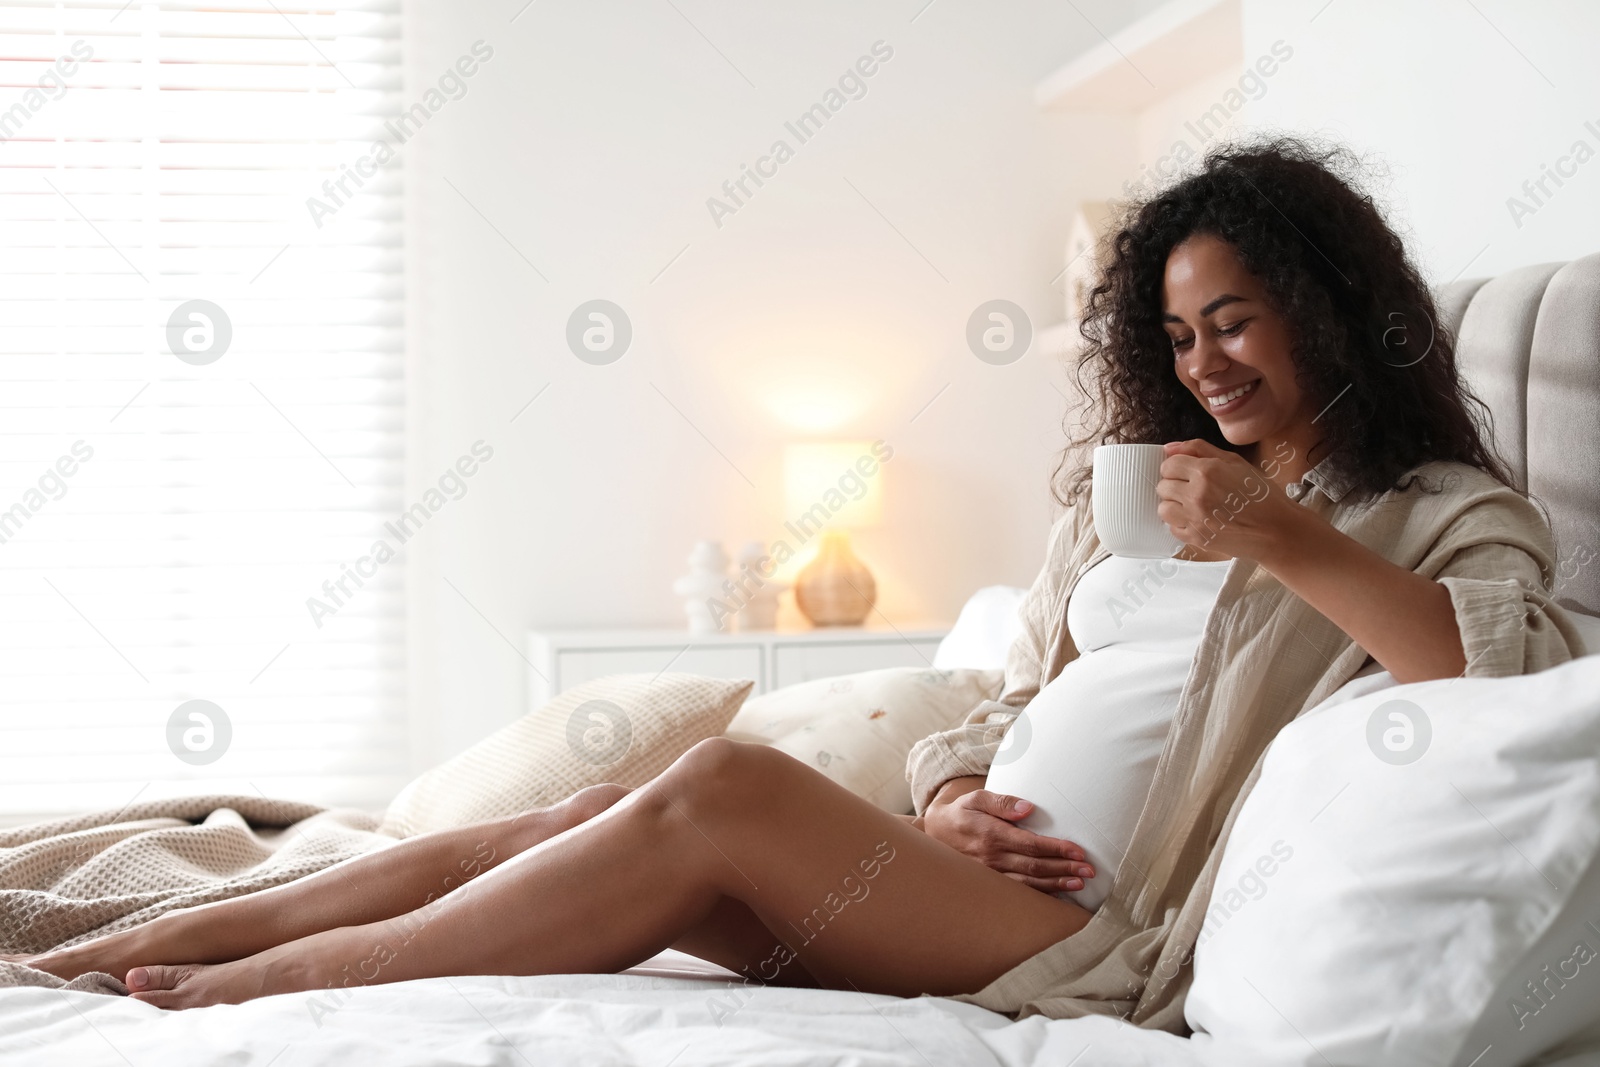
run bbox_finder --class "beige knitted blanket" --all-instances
[0,795,391,995]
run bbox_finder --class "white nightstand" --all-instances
[526,623,950,711]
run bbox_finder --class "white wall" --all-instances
[398,1,1149,761]
[1103,0,1600,286]
[1091,0,1599,283]
[1235,0,1600,282]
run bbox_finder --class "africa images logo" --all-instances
[1365,699,1432,765]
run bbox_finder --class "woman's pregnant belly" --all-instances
[983,647,1193,912]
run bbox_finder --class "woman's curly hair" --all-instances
[1055,136,1511,505]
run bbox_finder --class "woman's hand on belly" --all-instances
[921,776,1096,894]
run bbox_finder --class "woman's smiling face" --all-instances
[1161,233,1319,455]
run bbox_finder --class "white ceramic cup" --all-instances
[1091,443,1183,559]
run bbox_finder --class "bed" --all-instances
[2,254,1599,1066]
[0,970,1212,1066]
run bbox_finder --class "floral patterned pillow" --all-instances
[725,667,1004,813]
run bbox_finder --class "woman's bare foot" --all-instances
[124,962,249,1009]
[9,929,149,982]
[125,944,308,1009]
[125,962,241,1009]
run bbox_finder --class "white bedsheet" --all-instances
[0,952,1209,1067]
[4,956,1599,1065]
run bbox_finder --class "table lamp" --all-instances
[783,441,883,626]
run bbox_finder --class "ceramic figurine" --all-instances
[672,540,730,633]
[731,540,786,630]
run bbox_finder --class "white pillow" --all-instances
[932,585,1026,671]
[725,667,1003,813]
[1187,656,1600,1067]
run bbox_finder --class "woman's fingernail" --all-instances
[127,968,147,990]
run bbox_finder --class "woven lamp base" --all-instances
[794,530,876,626]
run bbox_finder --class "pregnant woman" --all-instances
[18,138,1581,1024]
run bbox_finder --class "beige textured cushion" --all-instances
[725,667,1004,814]
[379,673,753,838]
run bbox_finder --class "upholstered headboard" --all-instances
[1438,252,1600,616]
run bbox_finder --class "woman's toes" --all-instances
[1,951,50,966]
[126,964,212,1010]
[125,964,191,994]
[7,952,75,978]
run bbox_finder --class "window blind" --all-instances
[0,0,406,817]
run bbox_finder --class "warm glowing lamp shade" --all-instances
[783,442,884,626]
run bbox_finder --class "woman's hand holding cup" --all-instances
[1156,439,1304,561]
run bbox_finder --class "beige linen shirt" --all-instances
[905,458,1583,1030]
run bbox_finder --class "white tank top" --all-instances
[983,554,1231,911]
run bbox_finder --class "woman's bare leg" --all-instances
[125,740,1088,1008]
[24,783,631,981]
[666,896,821,987]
